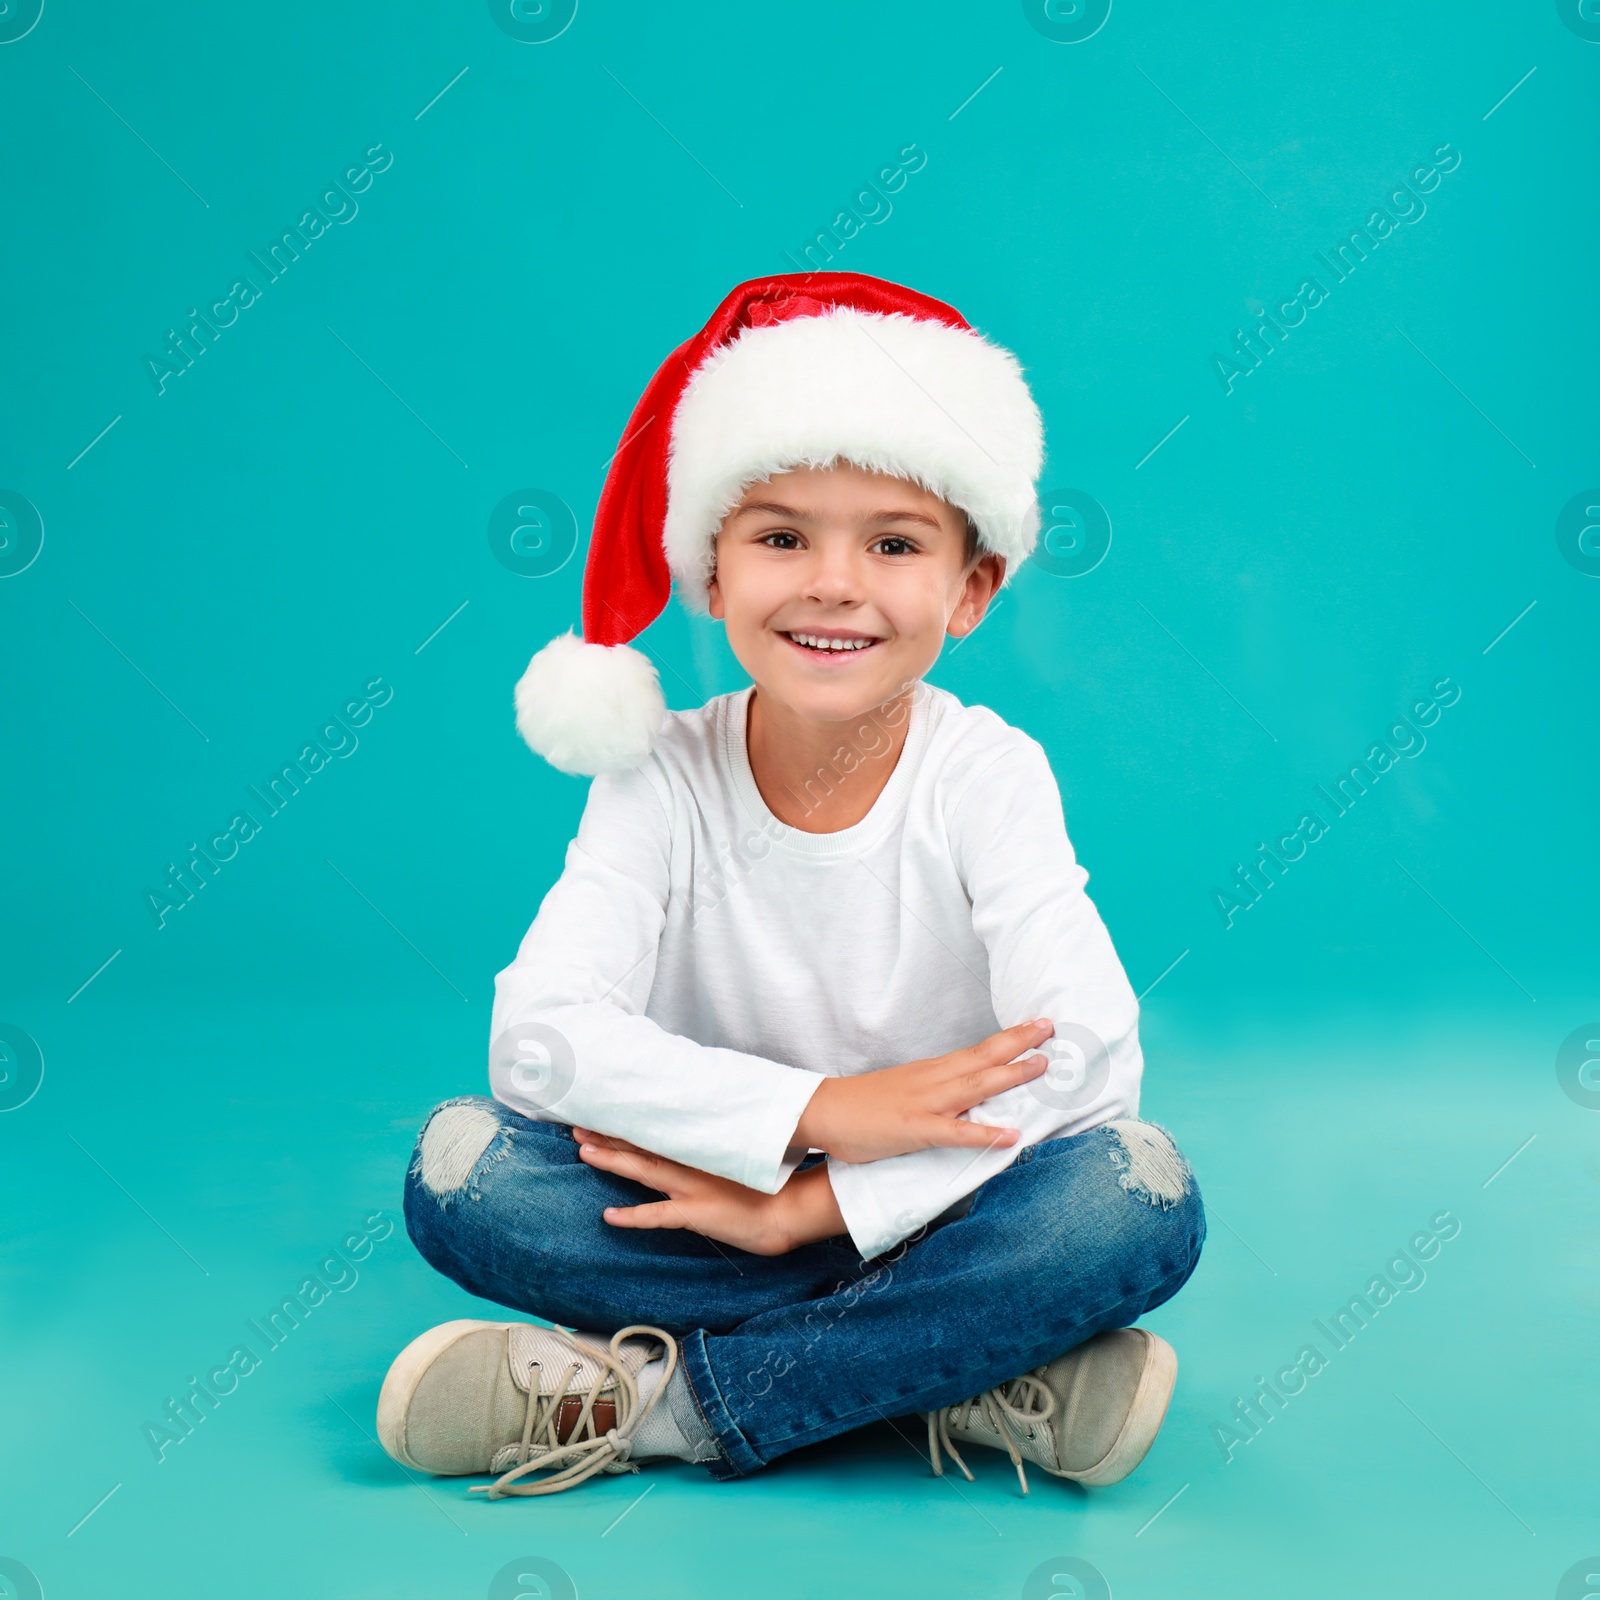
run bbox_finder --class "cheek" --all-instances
[884,570,962,637]
[748,572,804,634]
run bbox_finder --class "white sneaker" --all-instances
[927,1328,1178,1494]
[376,1319,678,1498]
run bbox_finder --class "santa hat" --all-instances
[515,271,1045,776]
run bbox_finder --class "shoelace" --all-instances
[467,1323,679,1500]
[926,1368,1057,1495]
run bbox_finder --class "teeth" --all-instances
[788,632,874,652]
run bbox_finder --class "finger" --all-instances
[955,1049,1050,1104]
[918,1116,1021,1151]
[578,1140,684,1189]
[601,1200,689,1231]
[578,1139,655,1176]
[572,1127,646,1156]
[965,1018,1055,1066]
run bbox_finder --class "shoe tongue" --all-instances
[948,1384,1061,1472]
[977,1406,1059,1471]
[504,1326,656,1396]
[1013,1423,1059,1472]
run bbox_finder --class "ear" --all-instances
[705,527,726,619]
[947,552,1007,639]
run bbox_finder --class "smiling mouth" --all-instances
[780,631,885,658]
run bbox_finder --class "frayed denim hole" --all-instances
[1106,1119,1193,1211]
[414,1104,511,1210]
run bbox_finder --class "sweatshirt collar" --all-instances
[722,680,933,860]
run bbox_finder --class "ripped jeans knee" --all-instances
[1104,1118,1197,1211]
[409,1095,511,1209]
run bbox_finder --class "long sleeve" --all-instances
[825,734,1142,1258]
[489,765,825,1194]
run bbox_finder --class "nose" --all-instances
[800,539,866,608]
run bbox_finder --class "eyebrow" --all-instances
[731,501,944,530]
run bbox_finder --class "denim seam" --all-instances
[677,1344,730,1469]
[680,1328,765,1479]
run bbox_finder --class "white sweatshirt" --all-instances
[489,678,1143,1260]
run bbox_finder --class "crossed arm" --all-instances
[573,1017,1055,1256]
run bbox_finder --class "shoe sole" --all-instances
[1063,1329,1178,1487]
[376,1318,517,1472]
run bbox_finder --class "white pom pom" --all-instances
[514,630,667,776]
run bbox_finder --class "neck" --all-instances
[745,683,916,834]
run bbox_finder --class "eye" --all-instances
[873,536,918,557]
[758,529,802,550]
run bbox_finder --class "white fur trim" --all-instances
[514,630,667,776]
[663,306,1044,612]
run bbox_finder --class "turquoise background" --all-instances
[2,2,1596,1596]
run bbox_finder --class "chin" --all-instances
[777,671,902,722]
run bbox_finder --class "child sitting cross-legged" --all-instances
[376,273,1206,1500]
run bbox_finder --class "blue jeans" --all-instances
[402,1095,1206,1481]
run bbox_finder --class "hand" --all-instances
[573,1129,846,1256]
[790,1018,1055,1165]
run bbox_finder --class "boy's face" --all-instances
[705,462,1006,723]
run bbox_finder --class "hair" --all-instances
[962,512,982,570]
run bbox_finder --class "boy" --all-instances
[376,273,1205,1500]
